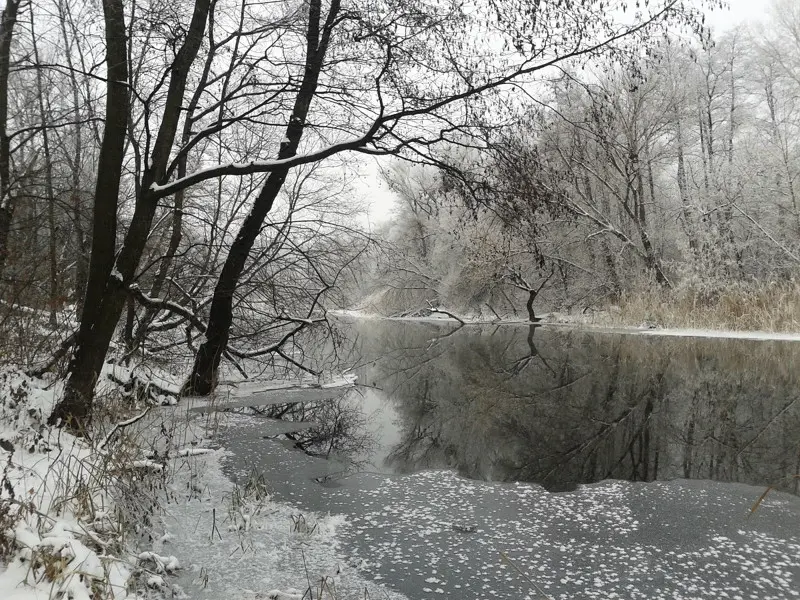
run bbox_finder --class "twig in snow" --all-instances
[99,406,151,450]
[210,507,222,541]
[500,551,554,600]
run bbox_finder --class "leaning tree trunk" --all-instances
[634,219,670,287]
[526,290,539,323]
[183,171,288,395]
[184,0,341,396]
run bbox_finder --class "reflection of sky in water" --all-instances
[357,387,404,473]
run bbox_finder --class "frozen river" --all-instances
[214,320,800,599]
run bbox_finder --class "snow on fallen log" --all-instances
[132,459,165,472]
[175,447,214,457]
[429,307,465,324]
[267,589,304,600]
[101,361,181,405]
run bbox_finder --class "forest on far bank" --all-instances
[361,2,800,331]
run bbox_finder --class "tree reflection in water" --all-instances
[236,391,378,473]
[343,319,800,494]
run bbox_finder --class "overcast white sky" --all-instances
[703,0,770,31]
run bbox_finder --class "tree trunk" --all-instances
[525,289,540,323]
[675,115,697,251]
[123,295,135,359]
[0,0,20,276]
[184,169,289,395]
[30,11,59,325]
[697,100,709,197]
[722,53,743,276]
[0,207,10,280]
[49,0,130,428]
[58,0,89,310]
[727,48,736,168]
[72,193,88,312]
[580,148,620,295]
[639,228,669,287]
[51,0,212,428]
[185,0,341,395]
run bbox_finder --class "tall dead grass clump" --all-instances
[601,279,800,331]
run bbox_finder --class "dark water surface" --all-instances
[343,320,800,493]
[216,320,800,599]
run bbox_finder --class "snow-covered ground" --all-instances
[0,369,132,600]
[158,449,407,600]
[0,366,385,600]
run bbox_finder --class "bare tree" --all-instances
[29,0,711,426]
[49,0,135,425]
[184,0,708,394]
[0,0,22,274]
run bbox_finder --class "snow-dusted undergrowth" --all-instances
[0,361,189,600]
[0,365,393,600]
[158,447,407,600]
[0,369,134,600]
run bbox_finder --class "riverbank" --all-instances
[3,322,800,599]
[159,445,406,600]
[0,367,389,600]
[0,369,135,600]
[349,278,800,339]
[333,309,800,342]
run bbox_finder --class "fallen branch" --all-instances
[26,330,77,377]
[427,304,465,325]
[732,203,800,264]
[485,303,502,322]
[99,406,151,450]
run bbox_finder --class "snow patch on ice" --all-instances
[160,449,406,600]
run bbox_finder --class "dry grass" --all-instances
[0,380,195,598]
[598,280,800,332]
